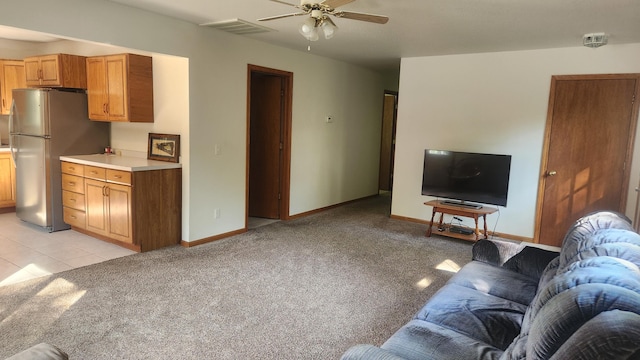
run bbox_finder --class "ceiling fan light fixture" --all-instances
[299,17,320,41]
[320,19,337,39]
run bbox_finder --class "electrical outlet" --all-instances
[213,208,220,219]
[214,144,221,155]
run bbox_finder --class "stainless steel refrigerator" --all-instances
[9,88,110,232]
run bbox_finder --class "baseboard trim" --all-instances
[389,214,533,242]
[0,206,15,214]
[181,228,247,248]
[72,226,142,252]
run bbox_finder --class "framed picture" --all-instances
[148,133,180,163]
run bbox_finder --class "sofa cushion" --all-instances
[446,261,539,305]
[414,284,527,350]
[559,229,640,270]
[545,310,640,360]
[381,319,503,360]
[559,211,632,263]
[527,284,640,359]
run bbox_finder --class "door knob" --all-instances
[547,170,557,177]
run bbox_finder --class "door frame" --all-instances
[378,90,398,192]
[534,73,640,242]
[246,64,293,226]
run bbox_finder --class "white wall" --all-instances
[1,0,385,242]
[393,44,640,239]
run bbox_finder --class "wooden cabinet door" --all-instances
[85,178,108,236]
[107,183,132,243]
[105,55,128,122]
[24,57,42,86]
[0,153,16,207]
[0,60,26,114]
[86,57,109,121]
[39,55,62,86]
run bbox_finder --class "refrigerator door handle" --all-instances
[9,99,16,166]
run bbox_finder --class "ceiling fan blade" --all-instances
[258,12,307,21]
[324,16,338,27]
[321,0,355,9]
[335,11,389,24]
[269,0,300,8]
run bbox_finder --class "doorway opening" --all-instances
[379,90,398,194]
[246,65,293,229]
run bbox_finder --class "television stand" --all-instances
[440,200,483,209]
[424,200,498,242]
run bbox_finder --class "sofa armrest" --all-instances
[341,345,407,360]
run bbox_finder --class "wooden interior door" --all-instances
[248,72,284,219]
[536,75,640,247]
[379,92,398,191]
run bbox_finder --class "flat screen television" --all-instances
[421,149,512,207]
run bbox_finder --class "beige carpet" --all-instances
[0,195,473,359]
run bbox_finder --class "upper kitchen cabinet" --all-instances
[0,59,26,115]
[24,54,87,89]
[86,54,154,122]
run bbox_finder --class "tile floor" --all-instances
[0,212,136,287]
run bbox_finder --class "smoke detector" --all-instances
[583,33,608,48]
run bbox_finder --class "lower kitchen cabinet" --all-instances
[61,160,181,252]
[0,152,16,210]
[85,178,133,244]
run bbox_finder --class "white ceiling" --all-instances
[3,0,640,71]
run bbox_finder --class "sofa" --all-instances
[5,343,68,360]
[341,211,640,359]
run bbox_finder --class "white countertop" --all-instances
[0,147,9,153]
[60,154,182,172]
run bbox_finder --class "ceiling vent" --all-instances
[583,33,608,48]
[200,19,274,35]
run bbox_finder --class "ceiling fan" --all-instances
[259,0,389,42]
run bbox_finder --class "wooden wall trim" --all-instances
[181,228,247,248]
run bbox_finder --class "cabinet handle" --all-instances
[69,199,76,202]
[2,99,4,108]
[68,182,76,186]
[114,175,122,179]
[69,167,75,171]
[70,215,77,219]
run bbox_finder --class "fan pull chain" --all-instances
[307,39,312,51]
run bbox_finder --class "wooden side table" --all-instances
[425,200,498,242]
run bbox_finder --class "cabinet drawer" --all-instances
[106,169,131,185]
[62,190,85,211]
[61,161,83,176]
[63,207,86,229]
[61,174,84,194]
[85,165,106,180]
